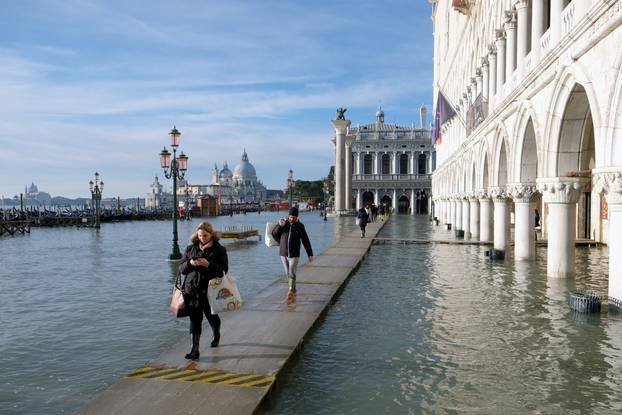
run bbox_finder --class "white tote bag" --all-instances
[207,275,243,314]
[264,222,279,247]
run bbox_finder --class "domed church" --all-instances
[211,150,267,202]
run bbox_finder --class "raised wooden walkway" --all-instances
[75,219,388,415]
[373,237,603,247]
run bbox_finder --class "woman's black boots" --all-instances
[211,322,221,348]
[185,333,201,360]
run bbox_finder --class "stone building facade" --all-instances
[429,0,622,305]
[332,108,433,215]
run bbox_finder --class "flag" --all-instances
[433,91,456,145]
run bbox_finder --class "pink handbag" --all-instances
[170,274,188,318]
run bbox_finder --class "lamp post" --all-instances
[159,126,189,261]
[89,172,104,229]
[287,169,294,209]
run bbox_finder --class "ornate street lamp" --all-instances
[287,169,294,209]
[159,126,189,261]
[89,172,104,229]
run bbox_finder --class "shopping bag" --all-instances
[207,274,243,314]
[170,274,188,318]
[264,222,279,247]
[355,218,361,226]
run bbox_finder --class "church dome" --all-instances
[219,162,233,179]
[233,150,257,180]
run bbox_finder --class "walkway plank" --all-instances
[75,219,388,415]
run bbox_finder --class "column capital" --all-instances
[508,183,538,203]
[593,168,622,205]
[489,186,509,201]
[475,68,482,77]
[488,44,497,55]
[331,119,351,134]
[504,10,517,29]
[495,29,506,42]
[476,189,490,201]
[513,0,529,10]
[536,177,588,204]
[481,56,489,67]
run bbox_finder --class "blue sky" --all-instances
[0,0,433,198]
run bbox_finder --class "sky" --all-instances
[0,0,434,198]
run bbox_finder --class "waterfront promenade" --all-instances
[74,219,388,414]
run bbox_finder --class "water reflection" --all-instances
[264,215,622,414]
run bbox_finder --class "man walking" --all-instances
[272,206,314,299]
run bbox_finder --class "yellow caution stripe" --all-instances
[126,366,274,388]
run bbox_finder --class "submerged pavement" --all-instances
[75,219,388,415]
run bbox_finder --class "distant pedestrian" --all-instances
[272,206,314,300]
[371,204,378,222]
[357,207,369,238]
[178,222,228,360]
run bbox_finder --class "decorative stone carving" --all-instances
[495,29,506,41]
[593,169,622,205]
[489,186,509,201]
[476,189,490,200]
[508,183,538,203]
[488,44,496,55]
[536,177,588,204]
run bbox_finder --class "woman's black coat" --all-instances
[178,240,228,307]
[271,220,314,258]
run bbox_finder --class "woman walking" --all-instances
[272,206,314,299]
[178,222,228,360]
[357,206,369,238]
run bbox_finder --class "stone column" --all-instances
[594,170,622,305]
[374,190,380,206]
[411,189,416,215]
[390,153,396,175]
[504,10,517,82]
[481,58,489,102]
[531,0,544,59]
[537,178,588,277]
[550,0,564,45]
[469,196,480,240]
[455,196,463,231]
[332,118,350,213]
[392,189,397,213]
[356,189,362,211]
[475,70,483,98]
[462,197,471,237]
[488,45,497,107]
[515,0,529,75]
[491,186,511,254]
[509,183,538,260]
[376,153,382,175]
[495,30,506,90]
[479,191,493,242]
[345,144,352,211]
[409,152,414,174]
[450,199,456,228]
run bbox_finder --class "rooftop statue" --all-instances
[336,107,347,120]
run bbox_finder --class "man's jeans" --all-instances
[280,256,300,293]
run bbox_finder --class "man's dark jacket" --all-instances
[272,220,314,258]
[178,240,228,307]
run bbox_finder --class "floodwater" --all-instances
[263,215,622,415]
[0,211,348,415]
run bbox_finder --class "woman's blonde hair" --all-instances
[189,221,221,244]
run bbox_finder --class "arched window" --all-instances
[418,154,427,174]
[399,154,409,174]
[364,154,373,174]
[382,154,391,174]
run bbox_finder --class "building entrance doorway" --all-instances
[398,196,410,214]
